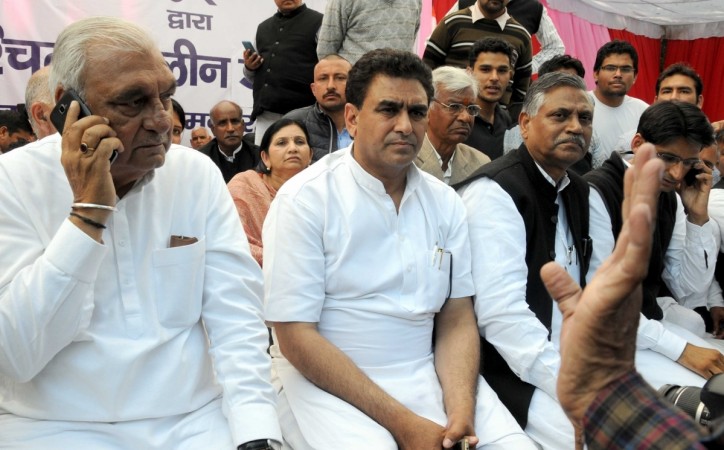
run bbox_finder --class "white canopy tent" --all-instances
[548,0,724,39]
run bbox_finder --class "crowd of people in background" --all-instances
[2,0,724,449]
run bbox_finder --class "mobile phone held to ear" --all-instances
[51,90,118,164]
[242,40,257,54]
[684,167,703,186]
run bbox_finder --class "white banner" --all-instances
[0,0,329,145]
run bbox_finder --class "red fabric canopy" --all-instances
[430,0,723,121]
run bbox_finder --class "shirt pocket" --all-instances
[152,237,206,328]
[415,249,452,313]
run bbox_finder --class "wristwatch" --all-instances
[237,439,277,450]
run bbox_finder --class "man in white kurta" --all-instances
[263,48,534,450]
[586,102,724,384]
[0,17,280,450]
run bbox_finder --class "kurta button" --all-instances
[551,215,558,224]
[549,250,556,259]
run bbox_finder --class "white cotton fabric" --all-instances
[0,134,280,446]
[263,147,535,449]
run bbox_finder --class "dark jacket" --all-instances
[284,103,340,162]
[585,152,677,320]
[252,4,322,119]
[459,145,591,428]
[199,135,260,183]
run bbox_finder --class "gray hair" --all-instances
[25,65,53,107]
[49,17,158,100]
[522,72,591,118]
[25,65,53,130]
[432,66,478,100]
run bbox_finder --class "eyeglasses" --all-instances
[433,99,481,117]
[656,152,701,169]
[600,65,635,74]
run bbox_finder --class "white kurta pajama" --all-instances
[0,135,281,448]
[460,169,609,450]
[590,186,722,389]
[263,147,535,450]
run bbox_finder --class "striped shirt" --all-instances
[423,7,532,110]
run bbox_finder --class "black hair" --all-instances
[259,118,310,153]
[257,118,311,173]
[0,109,33,135]
[655,63,703,98]
[345,48,433,109]
[593,40,639,74]
[468,37,514,68]
[539,54,585,78]
[171,99,185,127]
[637,100,714,149]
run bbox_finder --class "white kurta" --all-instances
[589,176,720,389]
[0,135,280,446]
[461,166,608,450]
[263,147,535,449]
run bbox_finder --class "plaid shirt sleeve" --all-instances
[583,370,707,450]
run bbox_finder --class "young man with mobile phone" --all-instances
[586,101,724,389]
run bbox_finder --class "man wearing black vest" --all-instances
[243,0,322,145]
[586,101,724,398]
[460,72,597,449]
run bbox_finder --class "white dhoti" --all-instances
[525,389,573,450]
[0,397,233,450]
[273,355,536,450]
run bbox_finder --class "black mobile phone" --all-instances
[242,40,257,54]
[50,90,118,164]
[684,167,703,186]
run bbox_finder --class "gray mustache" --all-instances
[554,136,586,148]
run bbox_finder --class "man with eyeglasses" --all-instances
[590,40,649,155]
[423,0,532,122]
[586,101,724,394]
[415,66,491,186]
[464,37,514,160]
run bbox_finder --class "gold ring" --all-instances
[79,142,94,153]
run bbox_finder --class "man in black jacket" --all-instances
[243,0,322,145]
[199,101,260,183]
[283,55,352,162]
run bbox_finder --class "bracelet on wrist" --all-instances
[72,202,117,212]
[69,211,107,229]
